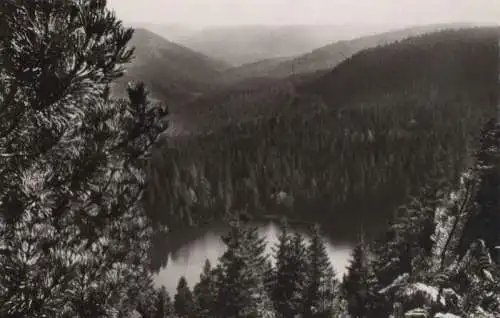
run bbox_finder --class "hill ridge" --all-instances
[111,28,229,108]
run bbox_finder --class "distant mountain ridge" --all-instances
[127,22,200,43]
[300,27,499,108]
[217,23,486,83]
[166,27,499,135]
[173,24,394,66]
[268,23,483,77]
[111,28,229,108]
[112,23,497,128]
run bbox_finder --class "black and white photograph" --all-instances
[1,0,499,317]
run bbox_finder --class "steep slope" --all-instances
[175,24,387,66]
[111,28,229,108]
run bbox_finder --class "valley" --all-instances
[135,25,500,295]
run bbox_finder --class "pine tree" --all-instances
[303,224,339,317]
[0,1,167,316]
[193,259,217,317]
[272,219,308,317]
[214,218,275,317]
[342,232,371,318]
[154,286,174,318]
[174,276,195,318]
[289,232,310,314]
[272,218,293,316]
[146,286,174,318]
[136,280,166,318]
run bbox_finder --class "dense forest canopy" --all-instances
[147,27,499,248]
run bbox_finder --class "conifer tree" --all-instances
[303,224,338,317]
[272,218,293,316]
[193,259,217,317]
[0,0,167,316]
[342,232,372,318]
[214,217,274,317]
[174,276,195,318]
[272,219,308,317]
[154,286,174,318]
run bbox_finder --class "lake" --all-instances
[153,221,354,294]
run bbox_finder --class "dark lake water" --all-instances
[152,221,354,294]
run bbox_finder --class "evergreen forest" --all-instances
[1,1,500,317]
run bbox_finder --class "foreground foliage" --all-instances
[0,0,168,316]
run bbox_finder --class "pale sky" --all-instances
[108,0,500,28]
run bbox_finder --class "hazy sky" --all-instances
[108,0,499,28]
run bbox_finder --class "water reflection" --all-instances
[153,222,353,294]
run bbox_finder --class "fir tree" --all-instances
[214,218,274,317]
[342,232,371,318]
[272,218,293,316]
[174,276,195,318]
[193,259,217,317]
[272,219,308,317]
[154,286,174,318]
[303,224,338,317]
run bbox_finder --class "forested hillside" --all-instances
[161,122,500,317]
[149,98,496,252]
[217,57,292,85]
[214,23,477,84]
[147,28,499,242]
[169,28,499,135]
[302,28,499,109]
[168,73,318,135]
[112,28,228,108]
[265,23,478,79]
